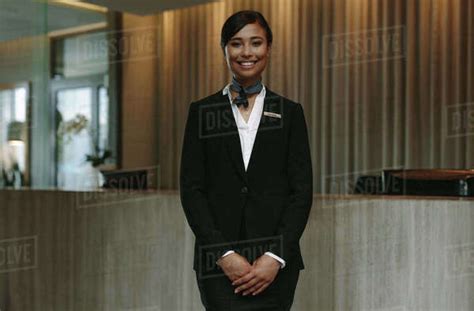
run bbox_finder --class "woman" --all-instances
[180,10,313,311]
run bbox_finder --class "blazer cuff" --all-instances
[264,251,286,269]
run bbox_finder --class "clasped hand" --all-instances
[216,252,280,296]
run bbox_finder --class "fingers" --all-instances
[251,282,270,296]
[230,256,279,296]
[234,273,258,294]
[243,280,266,296]
[234,273,275,295]
[235,267,278,296]
[232,270,255,286]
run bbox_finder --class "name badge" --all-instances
[263,111,281,119]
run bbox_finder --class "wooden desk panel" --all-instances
[0,190,472,310]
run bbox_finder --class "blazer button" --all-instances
[241,186,248,194]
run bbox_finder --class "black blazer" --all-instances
[180,87,313,274]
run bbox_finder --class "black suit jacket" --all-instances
[180,87,313,275]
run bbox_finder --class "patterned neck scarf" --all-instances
[229,76,263,108]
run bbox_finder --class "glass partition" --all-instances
[0,83,30,187]
[0,0,110,189]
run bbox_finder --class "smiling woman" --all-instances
[180,10,313,311]
[220,12,272,89]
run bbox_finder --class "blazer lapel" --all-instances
[219,93,247,183]
[226,121,247,183]
[223,87,284,182]
[246,88,284,175]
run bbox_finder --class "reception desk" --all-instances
[0,189,473,311]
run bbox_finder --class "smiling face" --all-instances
[224,22,271,87]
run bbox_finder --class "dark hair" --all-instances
[220,10,273,54]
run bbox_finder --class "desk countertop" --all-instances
[1,187,474,202]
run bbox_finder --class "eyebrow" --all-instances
[230,36,264,41]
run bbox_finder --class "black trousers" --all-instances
[195,264,300,311]
[195,215,300,311]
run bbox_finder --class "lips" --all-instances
[237,60,258,68]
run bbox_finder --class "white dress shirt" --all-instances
[217,84,286,269]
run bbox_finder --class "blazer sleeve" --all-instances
[180,101,227,247]
[274,103,313,262]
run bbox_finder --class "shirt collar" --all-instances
[224,83,266,130]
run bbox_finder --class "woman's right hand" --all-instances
[216,252,252,282]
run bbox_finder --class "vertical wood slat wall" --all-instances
[156,0,474,193]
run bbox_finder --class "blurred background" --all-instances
[0,1,473,311]
[0,0,473,193]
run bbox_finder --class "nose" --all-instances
[241,43,253,58]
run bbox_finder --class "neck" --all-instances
[233,76,261,88]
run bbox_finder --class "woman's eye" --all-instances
[231,42,241,47]
[252,41,263,46]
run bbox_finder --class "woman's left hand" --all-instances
[232,254,280,296]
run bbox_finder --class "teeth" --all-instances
[240,62,255,66]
